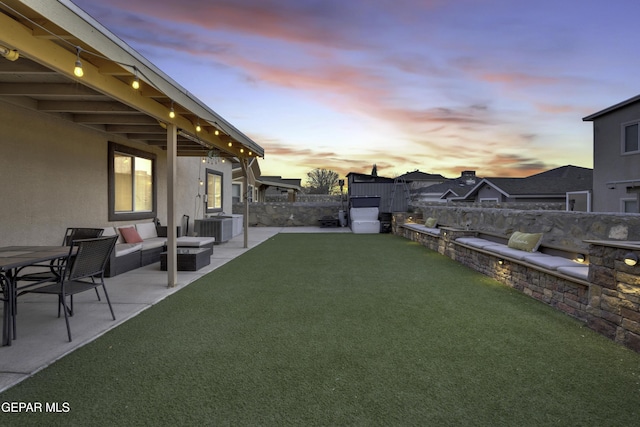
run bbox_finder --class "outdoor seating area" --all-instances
[102,222,216,277]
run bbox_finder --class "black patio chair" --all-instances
[16,227,104,287]
[25,235,118,342]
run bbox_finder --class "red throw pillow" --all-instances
[119,227,143,243]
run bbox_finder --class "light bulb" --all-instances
[74,60,83,77]
[169,105,175,119]
[73,47,83,77]
[196,122,201,132]
[214,129,220,136]
[240,148,244,153]
[132,75,140,90]
[228,141,232,147]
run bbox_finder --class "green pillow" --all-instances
[424,217,438,228]
[508,231,543,252]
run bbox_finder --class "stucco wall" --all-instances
[0,99,228,245]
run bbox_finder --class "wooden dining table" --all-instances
[0,246,72,346]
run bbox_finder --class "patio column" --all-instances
[166,123,178,287]
[240,157,249,249]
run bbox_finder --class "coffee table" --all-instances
[160,248,210,271]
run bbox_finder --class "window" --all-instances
[206,169,223,213]
[622,198,638,213]
[108,142,156,221]
[623,122,640,153]
[232,183,241,204]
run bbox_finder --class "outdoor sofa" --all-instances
[102,222,215,277]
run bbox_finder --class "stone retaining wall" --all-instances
[233,202,344,227]
[408,205,640,250]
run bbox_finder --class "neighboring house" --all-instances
[450,166,592,210]
[414,171,480,203]
[583,94,640,213]
[232,157,261,203]
[0,1,263,282]
[259,176,303,202]
[397,170,446,191]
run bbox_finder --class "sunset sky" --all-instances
[71,0,640,182]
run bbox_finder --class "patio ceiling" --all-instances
[0,0,264,159]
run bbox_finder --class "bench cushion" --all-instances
[523,254,578,270]
[489,245,547,261]
[557,265,589,280]
[456,237,499,249]
[404,224,440,236]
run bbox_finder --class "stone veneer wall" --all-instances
[233,202,344,227]
[587,243,640,351]
[409,205,640,250]
[393,212,640,353]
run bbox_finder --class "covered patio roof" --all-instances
[0,0,264,286]
[0,0,263,159]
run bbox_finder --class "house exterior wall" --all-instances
[590,101,640,212]
[476,185,503,202]
[0,99,229,245]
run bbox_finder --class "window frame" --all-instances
[205,168,223,214]
[108,142,157,222]
[621,120,640,155]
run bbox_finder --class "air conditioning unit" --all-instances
[194,218,233,243]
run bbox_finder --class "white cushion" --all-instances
[102,227,123,244]
[115,243,142,257]
[141,237,166,250]
[136,222,158,240]
[177,236,216,247]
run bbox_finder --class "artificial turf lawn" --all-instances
[2,233,640,426]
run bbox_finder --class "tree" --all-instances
[306,168,340,194]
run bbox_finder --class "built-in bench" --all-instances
[455,233,589,282]
[395,220,591,322]
[399,222,443,253]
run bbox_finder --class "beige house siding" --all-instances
[0,99,230,245]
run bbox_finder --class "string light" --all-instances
[73,46,83,77]
[4,3,264,158]
[240,148,244,154]
[132,67,140,90]
[196,120,201,132]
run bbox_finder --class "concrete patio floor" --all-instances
[0,226,352,393]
